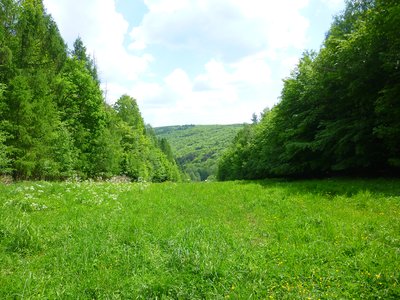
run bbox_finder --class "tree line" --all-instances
[218,0,399,180]
[0,0,181,181]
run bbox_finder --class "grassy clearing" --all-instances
[0,179,399,299]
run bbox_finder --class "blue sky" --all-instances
[43,0,345,127]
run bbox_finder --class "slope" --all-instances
[154,124,243,181]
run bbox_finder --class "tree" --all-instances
[158,138,175,163]
[0,1,182,181]
[218,0,400,180]
[0,84,11,174]
[0,0,71,179]
[114,95,145,132]
[55,45,106,177]
[113,94,181,181]
[372,0,400,169]
[71,37,99,83]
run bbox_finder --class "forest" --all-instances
[155,124,243,181]
[218,0,400,180]
[1,0,399,183]
[0,0,181,182]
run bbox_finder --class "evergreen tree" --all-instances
[0,84,11,174]
[0,0,182,182]
[2,0,68,179]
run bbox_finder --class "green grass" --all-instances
[0,179,399,299]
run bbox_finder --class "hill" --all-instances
[154,124,244,180]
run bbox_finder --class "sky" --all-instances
[43,0,345,127]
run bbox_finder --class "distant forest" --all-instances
[155,124,243,181]
[0,0,181,181]
[218,0,400,180]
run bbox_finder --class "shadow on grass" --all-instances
[237,177,400,198]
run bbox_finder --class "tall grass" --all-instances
[0,179,399,298]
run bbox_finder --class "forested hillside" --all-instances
[0,0,181,181]
[155,124,243,181]
[218,0,400,180]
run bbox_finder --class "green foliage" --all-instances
[0,1,181,182]
[0,1,67,179]
[0,131,11,175]
[155,124,243,181]
[0,84,11,174]
[55,55,107,177]
[217,124,258,180]
[0,179,399,298]
[72,37,99,82]
[219,0,400,180]
[372,0,400,167]
[114,94,145,132]
[158,138,175,163]
[112,95,182,182]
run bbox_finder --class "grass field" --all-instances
[0,179,399,299]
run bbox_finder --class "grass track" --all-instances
[0,179,399,299]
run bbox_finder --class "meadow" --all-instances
[0,179,399,299]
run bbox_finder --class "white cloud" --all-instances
[130,0,310,60]
[43,0,342,126]
[135,53,274,126]
[164,68,192,96]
